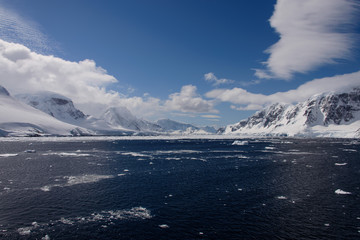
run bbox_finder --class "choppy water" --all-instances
[0,138,359,239]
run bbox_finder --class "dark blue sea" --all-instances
[0,137,359,240]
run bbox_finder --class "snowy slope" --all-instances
[101,107,163,133]
[16,92,135,135]
[16,92,86,124]
[224,88,360,138]
[0,86,92,136]
[156,119,217,135]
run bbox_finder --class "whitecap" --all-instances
[276,196,287,200]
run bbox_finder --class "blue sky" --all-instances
[0,0,359,127]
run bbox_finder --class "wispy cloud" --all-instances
[0,4,53,54]
[255,0,359,80]
[204,72,234,86]
[206,70,360,110]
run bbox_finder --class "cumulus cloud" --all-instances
[207,70,360,110]
[0,39,165,117]
[0,4,53,54]
[255,0,359,80]
[204,72,234,86]
[165,85,218,113]
[0,39,218,119]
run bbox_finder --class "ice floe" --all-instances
[16,207,151,237]
[0,153,18,157]
[232,140,249,146]
[40,174,114,191]
[159,224,169,229]
[42,152,91,157]
[335,163,347,166]
[335,189,352,195]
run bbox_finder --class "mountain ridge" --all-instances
[224,87,360,138]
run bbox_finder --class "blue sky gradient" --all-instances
[0,0,359,126]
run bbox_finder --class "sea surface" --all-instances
[0,137,359,240]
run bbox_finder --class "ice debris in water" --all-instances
[232,140,248,146]
[24,149,36,153]
[40,174,114,191]
[17,207,151,237]
[159,224,169,229]
[335,189,352,195]
[276,196,287,200]
[42,235,50,240]
[0,153,18,157]
[335,163,347,166]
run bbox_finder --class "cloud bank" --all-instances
[0,39,216,118]
[255,0,359,80]
[207,70,360,110]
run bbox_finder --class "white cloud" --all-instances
[0,4,53,54]
[207,70,360,110]
[165,85,218,113]
[0,39,165,118]
[256,0,359,80]
[0,39,218,119]
[204,72,234,86]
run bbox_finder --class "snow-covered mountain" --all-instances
[101,107,163,133]
[16,92,136,135]
[224,88,360,138]
[0,86,91,136]
[156,119,217,135]
[16,92,87,124]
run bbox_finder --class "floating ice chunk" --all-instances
[42,152,91,157]
[159,224,169,229]
[17,227,32,235]
[324,223,330,227]
[117,173,126,176]
[123,169,129,172]
[276,196,287,200]
[65,174,114,186]
[0,153,18,157]
[41,235,50,240]
[120,152,149,157]
[335,163,347,166]
[265,146,275,150]
[335,189,352,195]
[40,174,114,191]
[232,140,248,146]
[24,149,36,153]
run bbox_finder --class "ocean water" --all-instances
[0,137,359,239]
